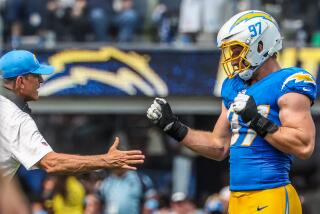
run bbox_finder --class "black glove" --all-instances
[233,94,279,137]
[147,98,188,141]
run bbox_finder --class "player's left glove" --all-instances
[232,93,279,137]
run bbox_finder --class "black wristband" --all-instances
[165,121,189,142]
[250,114,279,137]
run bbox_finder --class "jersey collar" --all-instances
[1,87,32,114]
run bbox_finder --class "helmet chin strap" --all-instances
[239,69,254,81]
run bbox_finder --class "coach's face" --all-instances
[15,74,44,101]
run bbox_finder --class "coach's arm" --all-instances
[37,137,145,173]
[265,93,315,159]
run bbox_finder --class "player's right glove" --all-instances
[146,98,188,142]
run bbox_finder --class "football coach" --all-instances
[0,50,144,178]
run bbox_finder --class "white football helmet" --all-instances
[217,10,283,80]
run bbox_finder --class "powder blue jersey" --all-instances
[221,67,317,191]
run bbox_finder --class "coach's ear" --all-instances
[15,76,25,89]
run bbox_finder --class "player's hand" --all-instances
[105,137,145,170]
[232,93,279,137]
[146,98,188,141]
[232,93,258,123]
[146,98,177,131]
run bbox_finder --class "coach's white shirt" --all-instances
[0,95,53,177]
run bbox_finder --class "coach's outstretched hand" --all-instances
[105,137,145,170]
[147,98,188,142]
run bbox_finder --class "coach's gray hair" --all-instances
[1,77,17,91]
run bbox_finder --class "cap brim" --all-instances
[31,64,55,75]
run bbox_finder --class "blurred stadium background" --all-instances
[1,0,320,213]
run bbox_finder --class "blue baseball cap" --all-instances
[0,50,54,79]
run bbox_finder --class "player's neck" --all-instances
[250,58,281,84]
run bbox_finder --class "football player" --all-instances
[147,10,317,214]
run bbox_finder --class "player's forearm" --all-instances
[181,128,229,161]
[265,126,315,159]
[39,152,110,173]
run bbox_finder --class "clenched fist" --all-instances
[147,98,188,141]
[232,93,258,123]
[232,93,278,137]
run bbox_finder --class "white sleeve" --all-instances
[10,112,53,170]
